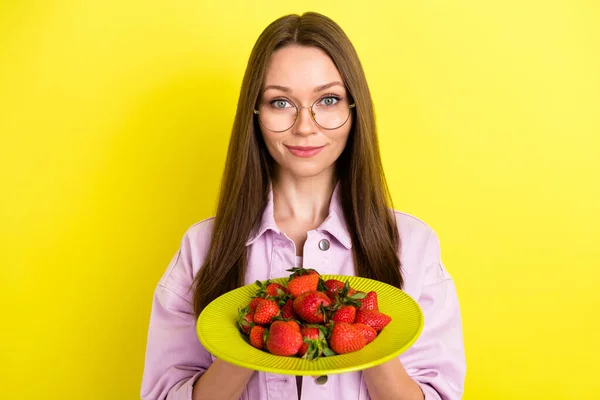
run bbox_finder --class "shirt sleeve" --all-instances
[398,229,466,400]
[140,223,215,400]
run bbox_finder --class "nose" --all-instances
[293,106,317,136]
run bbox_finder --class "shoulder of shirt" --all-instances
[391,209,445,270]
[178,216,217,250]
[391,209,453,284]
[157,216,216,303]
[184,216,216,238]
[180,216,217,260]
[391,209,438,240]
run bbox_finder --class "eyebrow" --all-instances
[262,81,345,93]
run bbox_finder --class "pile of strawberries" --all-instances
[236,268,392,359]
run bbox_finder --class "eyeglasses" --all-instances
[254,96,355,132]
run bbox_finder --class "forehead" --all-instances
[263,45,344,89]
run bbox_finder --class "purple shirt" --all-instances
[141,188,466,399]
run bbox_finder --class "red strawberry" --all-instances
[281,298,297,320]
[236,306,254,334]
[355,310,392,332]
[357,291,379,311]
[266,320,303,356]
[298,325,335,359]
[298,326,319,357]
[324,282,364,322]
[266,282,287,297]
[286,268,320,298]
[254,280,288,299]
[331,305,356,323]
[249,325,267,349]
[253,299,280,325]
[293,290,332,323]
[329,322,366,354]
[323,279,345,299]
[287,320,301,332]
[324,280,365,304]
[248,297,264,312]
[353,323,378,344]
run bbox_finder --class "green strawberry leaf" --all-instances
[319,304,329,323]
[317,278,328,292]
[317,325,329,338]
[322,346,336,357]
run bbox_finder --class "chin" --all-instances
[285,163,333,179]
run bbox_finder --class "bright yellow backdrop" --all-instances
[1,1,599,399]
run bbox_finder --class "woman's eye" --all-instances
[319,96,340,106]
[271,99,291,109]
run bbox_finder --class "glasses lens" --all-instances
[257,102,297,132]
[313,97,352,130]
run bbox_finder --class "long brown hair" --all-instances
[192,12,402,317]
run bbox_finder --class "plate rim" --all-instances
[196,274,424,375]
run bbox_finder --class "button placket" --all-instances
[303,232,331,275]
[301,371,331,400]
[266,373,296,400]
[270,234,296,279]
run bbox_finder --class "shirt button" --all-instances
[318,239,330,251]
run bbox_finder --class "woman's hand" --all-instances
[362,358,424,400]
[192,358,254,400]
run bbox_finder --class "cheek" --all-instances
[261,132,274,150]
[329,127,352,154]
[261,131,285,160]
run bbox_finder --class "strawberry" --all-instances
[329,322,366,354]
[266,282,288,297]
[286,268,320,298]
[357,291,378,311]
[353,323,378,344]
[355,310,392,332]
[253,299,280,325]
[281,298,297,320]
[330,305,356,323]
[248,297,264,312]
[287,319,301,332]
[298,325,335,360]
[297,326,319,357]
[254,279,288,299]
[266,320,303,356]
[322,279,345,299]
[325,280,365,303]
[324,282,364,322]
[236,306,254,334]
[249,325,267,349]
[293,290,332,323]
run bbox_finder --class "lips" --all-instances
[285,145,326,158]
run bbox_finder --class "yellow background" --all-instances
[1,1,599,399]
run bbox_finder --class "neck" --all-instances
[272,169,336,226]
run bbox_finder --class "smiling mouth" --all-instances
[285,145,326,158]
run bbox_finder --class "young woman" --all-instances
[141,12,465,400]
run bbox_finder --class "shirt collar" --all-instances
[245,182,352,249]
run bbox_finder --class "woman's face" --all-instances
[258,45,353,180]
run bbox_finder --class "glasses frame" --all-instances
[253,98,356,133]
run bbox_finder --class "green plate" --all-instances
[196,275,424,376]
